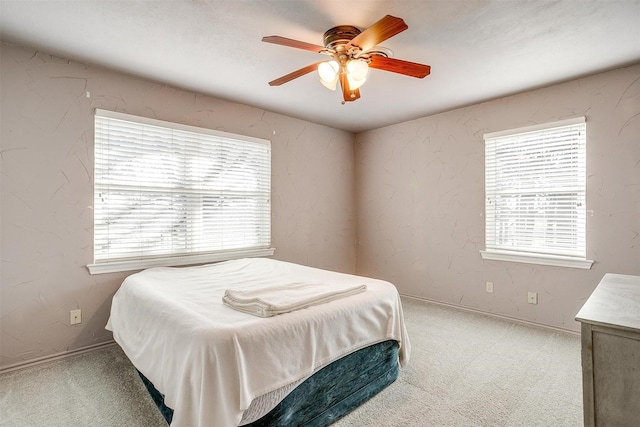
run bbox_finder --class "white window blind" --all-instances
[88,109,273,274]
[482,117,592,269]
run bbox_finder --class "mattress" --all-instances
[106,258,410,426]
[139,340,400,426]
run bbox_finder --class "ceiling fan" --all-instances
[262,15,431,103]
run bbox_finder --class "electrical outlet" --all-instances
[70,309,82,325]
[486,281,494,293]
[527,292,538,305]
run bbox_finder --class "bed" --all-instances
[106,258,410,426]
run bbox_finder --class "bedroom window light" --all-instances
[480,117,593,269]
[87,109,274,275]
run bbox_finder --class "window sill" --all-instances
[480,250,593,269]
[87,247,276,275]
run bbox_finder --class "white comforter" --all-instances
[106,258,410,427]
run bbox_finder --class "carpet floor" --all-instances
[0,297,583,426]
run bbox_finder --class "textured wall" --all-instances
[2,39,638,370]
[356,64,640,332]
[0,43,356,370]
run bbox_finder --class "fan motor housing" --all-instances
[323,25,361,50]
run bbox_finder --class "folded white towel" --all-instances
[222,282,367,317]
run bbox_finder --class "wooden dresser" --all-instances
[575,273,640,427]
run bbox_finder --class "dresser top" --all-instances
[575,273,640,331]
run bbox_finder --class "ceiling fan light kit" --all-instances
[262,15,431,103]
[318,60,340,90]
[345,58,368,90]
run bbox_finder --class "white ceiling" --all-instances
[2,1,640,133]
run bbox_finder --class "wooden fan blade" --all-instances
[347,15,408,52]
[369,55,431,78]
[268,62,323,86]
[262,36,326,53]
[339,73,361,102]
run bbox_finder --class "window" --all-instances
[88,109,273,275]
[481,117,592,269]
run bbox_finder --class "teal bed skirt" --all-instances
[138,339,400,426]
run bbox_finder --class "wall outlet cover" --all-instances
[70,309,82,325]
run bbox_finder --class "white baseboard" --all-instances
[400,294,580,336]
[0,340,117,374]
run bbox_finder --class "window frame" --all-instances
[87,109,274,275]
[480,117,593,269]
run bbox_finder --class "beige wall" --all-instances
[0,43,356,370]
[356,64,640,332]
[2,39,639,370]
